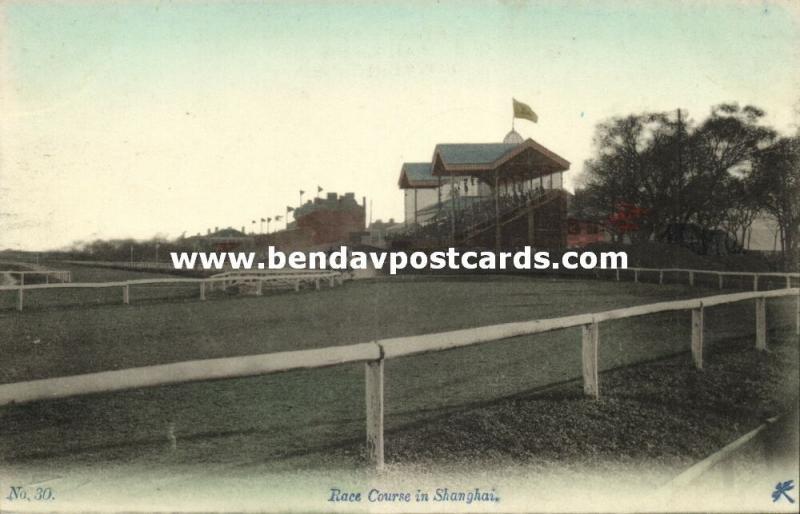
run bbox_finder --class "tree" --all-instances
[751,136,800,269]
[580,104,775,253]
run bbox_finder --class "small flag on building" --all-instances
[317,186,323,193]
[513,98,538,123]
[286,206,294,212]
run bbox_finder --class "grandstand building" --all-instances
[396,130,570,250]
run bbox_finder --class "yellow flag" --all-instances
[513,98,538,123]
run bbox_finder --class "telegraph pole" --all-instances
[675,108,683,239]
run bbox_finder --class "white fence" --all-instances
[1,287,797,469]
[0,271,344,311]
[0,270,72,285]
[616,267,798,290]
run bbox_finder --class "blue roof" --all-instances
[402,162,435,183]
[434,143,520,166]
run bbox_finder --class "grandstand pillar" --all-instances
[753,275,759,291]
[200,281,206,300]
[527,209,535,244]
[449,171,456,245]
[689,271,694,286]
[365,360,385,470]
[581,320,600,399]
[16,287,23,311]
[659,270,663,285]
[634,270,638,283]
[294,279,300,292]
[414,189,418,225]
[691,305,704,370]
[123,285,130,305]
[256,280,263,296]
[755,297,766,351]
[786,276,791,289]
[494,171,501,252]
[615,269,620,281]
[719,275,724,289]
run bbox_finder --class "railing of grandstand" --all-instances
[0,271,344,311]
[396,188,557,242]
[1,287,797,470]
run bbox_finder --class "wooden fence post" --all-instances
[200,281,206,300]
[123,285,130,305]
[691,304,704,370]
[689,271,694,287]
[581,320,599,399]
[365,359,385,470]
[718,275,723,290]
[755,297,766,351]
[17,287,23,312]
[753,275,759,291]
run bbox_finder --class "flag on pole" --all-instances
[286,206,294,212]
[275,215,283,221]
[299,190,305,195]
[512,98,538,123]
[260,218,266,222]
[317,186,323,193]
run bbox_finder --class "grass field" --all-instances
[0,266,797,478]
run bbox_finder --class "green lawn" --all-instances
[0,270,796,475]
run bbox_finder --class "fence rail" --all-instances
[616,267,798,290]
[1,287,797,469]
[0,270,72,284]
[0,271,343,311]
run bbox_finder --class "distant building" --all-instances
[186,227,252,252]
[265,192,367,250]
[361,218,403,248]
[566,219,608,248]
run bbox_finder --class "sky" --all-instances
[1,0,798,250]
